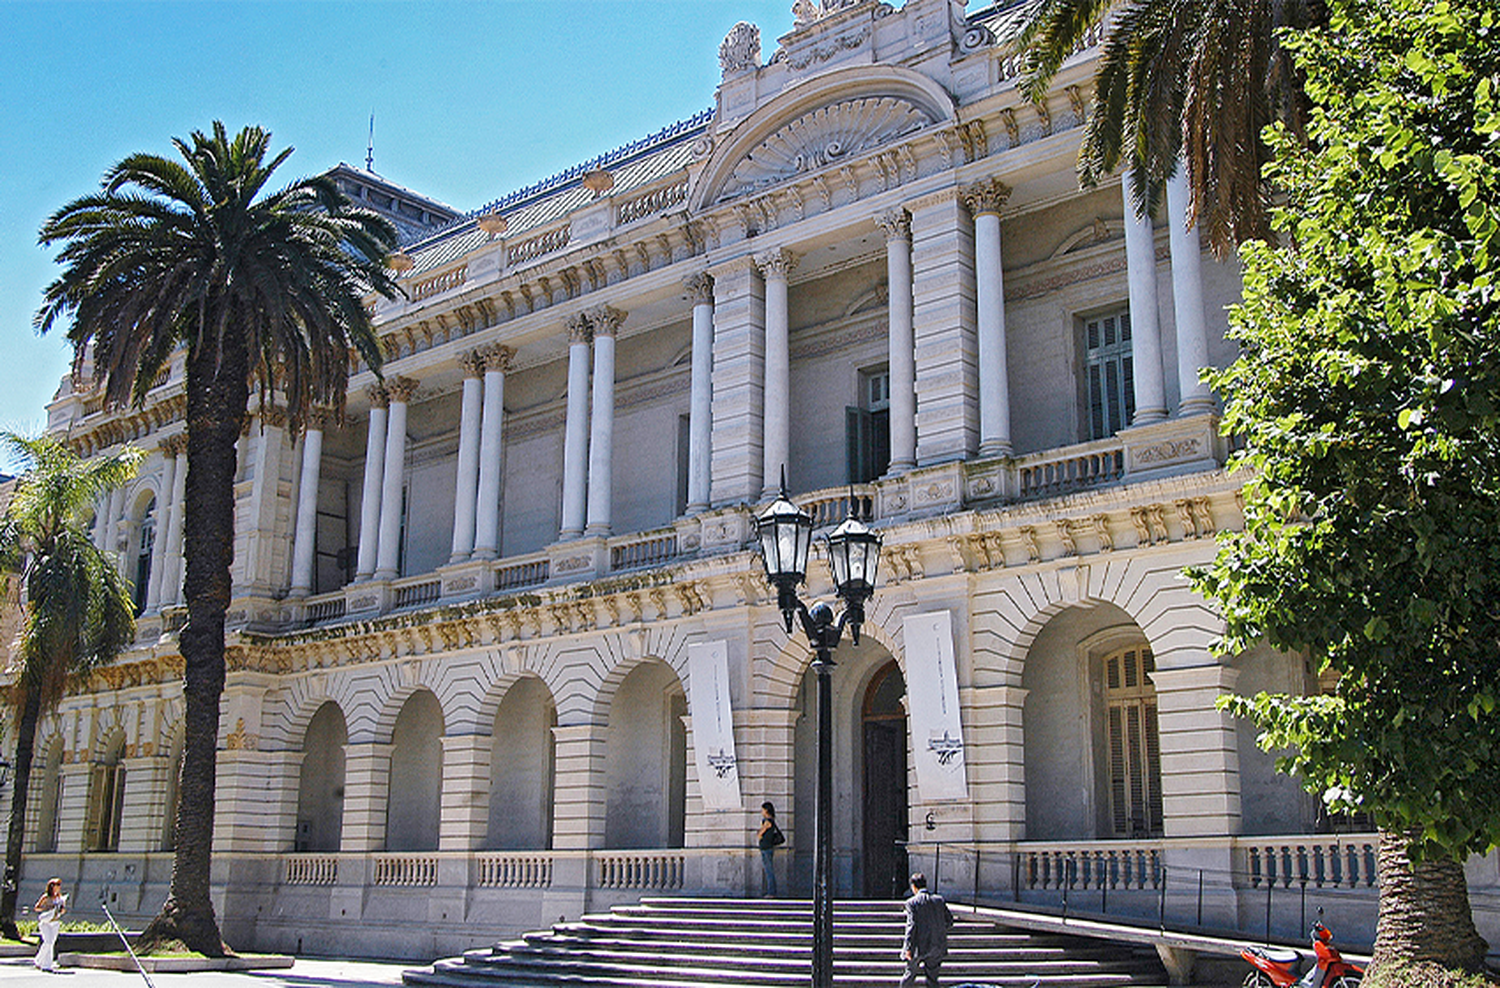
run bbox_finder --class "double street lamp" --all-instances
[756,477,882,988]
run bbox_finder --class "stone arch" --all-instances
[485,673,558,850]
[753,587,917,712]
[385,687,445,851]
[363,661,456,745]
[692,65,957,209]
[296,700,349,852]
[32,733,66,853]
[86,726,128,851]
[601,657,688,849]
[276,676,363,750]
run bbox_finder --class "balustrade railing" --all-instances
[595,850,685,891]
[477,853,553,889]
[1015,440,1126,500]
[284,854,339,886]
[495,556,550,592]
[1020,842,1163,891]
[610,529,679,571]
[1244,838,1378,890]
[411,264,467,301]
[508,225,570,266]
[305,593,346,624]
[392,578,441,610]
[372,854,439,887]
[800,484,876,529]
[617,181,689,225]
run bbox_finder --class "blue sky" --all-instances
[0,0,794,471]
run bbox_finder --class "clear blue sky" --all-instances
[0,0,794,472]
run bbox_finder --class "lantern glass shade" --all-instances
[756,492,813,585]
[825,515,882,600]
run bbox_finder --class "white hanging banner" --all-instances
[903,610,969,801]
[688,640,743,812]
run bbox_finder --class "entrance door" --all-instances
[862,661,908,898]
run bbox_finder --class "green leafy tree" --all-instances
[1016,0,1326,253]
[0,434,140,940]
[36,123,399,954]
[1193,0,1500,982]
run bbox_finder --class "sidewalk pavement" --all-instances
[0,955,411,988]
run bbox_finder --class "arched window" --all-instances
[87,735,127,851]
[160,726,185,851]
[1102,645,1162,837]
[487,678,556,850]
[33,736,64,853]
[131,496,157,616]
[386,691,444,851]
[604,661,687,850]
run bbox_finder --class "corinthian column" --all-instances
[374,376,418,580]
[160,433,187,606]
[354,387,388,581]
[448,350,486,563]
[144,449,176,613]
[472,345,513,560]
[1166,163,1214,415]
[878,210,917,474]
[684,273,715,513]
[585,305,624,537]
[963,178,1014,458]
[559,314,592,540]
[289,408,330,597]
[1123,171,1168,424]
[757,248,796,497]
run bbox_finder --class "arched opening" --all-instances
[862,660,908,898]
[487,677,557,850]
[33,736,64,853]
[130,495,157,616]
[604,660,687,849]
[160,724,185,851]
[297,702,348,852]
[87,733,127,852]
[386,690,444,851]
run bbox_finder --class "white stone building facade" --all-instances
[12,0,1497,962]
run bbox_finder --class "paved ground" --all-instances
[0,955,411,988]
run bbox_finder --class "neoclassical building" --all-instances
[11,0,1492,962]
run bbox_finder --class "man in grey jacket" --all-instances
[900,872,954,987]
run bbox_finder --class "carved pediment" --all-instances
[716,96,934,202]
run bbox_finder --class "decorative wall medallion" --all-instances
[718,97,933,202]
[968,475,997,498]
[912,480,956,505]
[702,521,735,546]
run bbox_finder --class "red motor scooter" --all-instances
[1240,913,1364,987]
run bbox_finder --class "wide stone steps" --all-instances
[404,897,1167,988]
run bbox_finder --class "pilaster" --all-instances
[959,684,1027,843]
[439,734,492,851]
[550,724,607,850]
[1149,664,1243,838]
[116,755,172,853]
[908,187,978,465]
[240,405,288,596]
[341,741,394,852]
[708,257,767,506]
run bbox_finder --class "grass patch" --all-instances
[12,919,114,938]
[1363,962,1500,988]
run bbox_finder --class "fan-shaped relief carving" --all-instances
[717,96,934,202]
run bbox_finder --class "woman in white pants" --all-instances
[33,878,66,972]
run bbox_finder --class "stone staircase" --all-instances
[403,897,1169,987]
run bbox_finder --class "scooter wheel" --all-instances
[1328,977,1362,987]
[1241,973,1276,988]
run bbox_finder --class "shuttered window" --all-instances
[1084,309,1135,439]
[86,761,127,851]
[1104,645,1162,837]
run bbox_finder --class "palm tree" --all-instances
[0,434,140,940]
[1015,0,1326,253]
[35,122,399,954]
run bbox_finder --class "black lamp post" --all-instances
[756,476,882,988]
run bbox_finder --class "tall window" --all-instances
[132,500,156,616]
[847,368,891,483]
[1084,309,1135,439]
[1103,644,1162,837]
[87,738,127,852]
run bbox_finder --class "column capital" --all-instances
[259,404,288,431]
[587,304,626,338]
[459,348,486,378]
[307,405,335,432]
[567,312,593,345]
[683,271,715,303]
[755,247,798,280]
[367,384,390,410]
[384,375,420,404]
[875,208,912,242]
[961,177,1012,217]
[160,433,187,458]
[480,343,515,373]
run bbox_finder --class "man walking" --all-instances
[900,872,954,987]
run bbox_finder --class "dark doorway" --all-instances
[862,661,908,898]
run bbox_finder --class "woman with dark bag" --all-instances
[756,801,785,897]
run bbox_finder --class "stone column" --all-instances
[1150,664,1243,836]
[1166,163,1214,415]
[144,450,176,613]
[104,487,126,576]
[685,273,715,513]
[354,387,389,581]
[909,188,979,464]
[472,345,513,560]
[962,685,1028,844]
[585,305,624,537]
[241,405,287,595]
[161,434,188,606]
[1122,171,1168,424]
[550,723,607,850]
[340,741,394,852]
[757,249,796,497]
[289,408,329,597]
[374,377,417,581]
[963,179,1014,458]
[708,258,766,505]
[878,210,917,475]
[438,734,492,851]
[448,350,486,563]
[559,315,593,540]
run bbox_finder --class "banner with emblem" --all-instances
[903,610,969,801]
[688,640,742,811]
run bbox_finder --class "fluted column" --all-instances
[289,408,329,597]
[374,376,417,580]
[963,178,1014,458]
[161,433,187,606]
[144,450,176,612]
[1123,171,1168,424]
[354,387,389,581]
[1166,163,1214,415]
[448,351,485,563]
[559,314,593,540]
[472,345,513,560]
[758,248,796,497]
[586,305,624,537]
[685,273,715,513]
[878,211,917,474]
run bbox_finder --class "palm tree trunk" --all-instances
[140,339,249,957]
[0,684,43,940]
[1366,827,1488,983]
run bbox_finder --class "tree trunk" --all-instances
[139,338,249,958]
[0,684,43,940]
[1366,827,1488,983]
